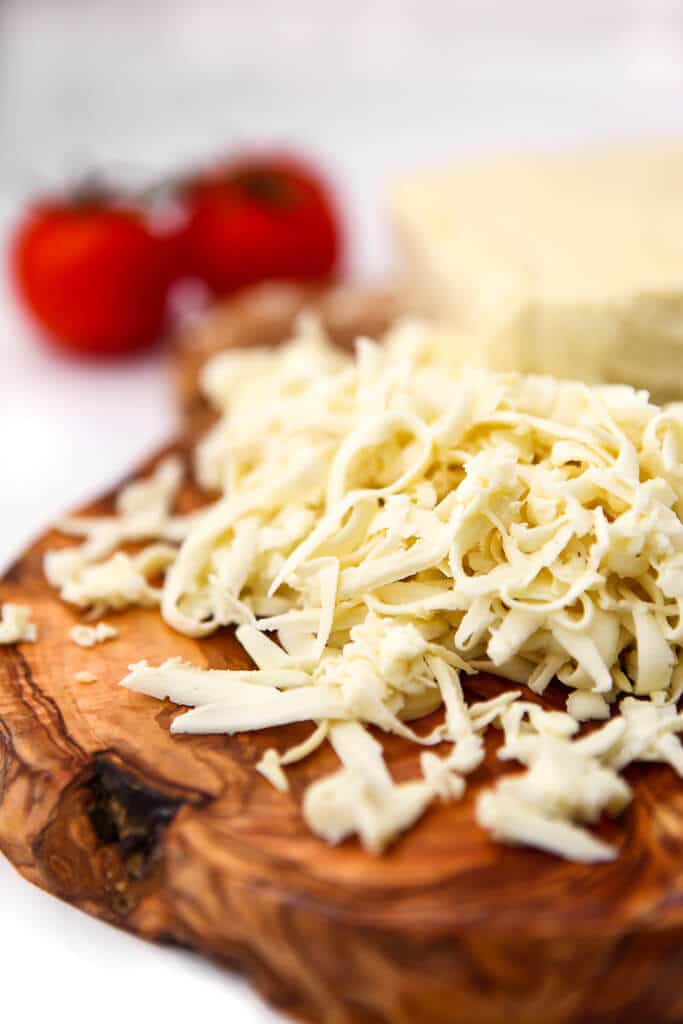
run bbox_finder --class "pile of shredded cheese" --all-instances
[45,315,683,861]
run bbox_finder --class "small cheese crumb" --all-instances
[256,749,290,792]
[0,604,37,644]
[566,691,610,722]
[70,621,118,648]
[74,671,97,684]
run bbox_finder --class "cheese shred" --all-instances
[0,603,37,644]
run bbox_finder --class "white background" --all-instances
[1,2,683,1021]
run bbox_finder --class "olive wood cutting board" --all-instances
[2,283,683,1024]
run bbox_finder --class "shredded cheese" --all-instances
[477,704,630,861]
[45,315,683,860]
[256,749,290,792]
[566,690,610,722]
[0,604,37,644]
[61,545,177,615]
[74,671,97,684]
[303,721,435,853]
[45,456,189,605]
[70,622,117,648]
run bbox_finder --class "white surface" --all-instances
[0,850,282,1024]
[2,2,683,1021]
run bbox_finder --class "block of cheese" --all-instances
[390,145,683,401]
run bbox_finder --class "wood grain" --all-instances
[3,285,683,1024]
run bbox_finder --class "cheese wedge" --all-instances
[390,144,683,401]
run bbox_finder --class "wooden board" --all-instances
[3,284,683,1024]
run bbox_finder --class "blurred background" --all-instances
[1,2,683,1021]
[3,0,683,270]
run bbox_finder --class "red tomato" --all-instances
[11,200,178,357]
[181,154,342,295]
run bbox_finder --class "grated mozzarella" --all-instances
[0,603,37,644]
[70,622,117,648]
[44,315,683,859]
[74,671,97,684]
